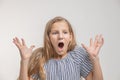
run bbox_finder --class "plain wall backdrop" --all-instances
[0,0,120,80]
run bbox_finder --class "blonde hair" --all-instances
[28,16,76,80]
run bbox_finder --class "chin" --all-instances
[57,52,64,55]
[57,51,66,56]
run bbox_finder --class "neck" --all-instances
[54,52,67,60]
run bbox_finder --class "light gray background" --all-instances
[0,0,120,80]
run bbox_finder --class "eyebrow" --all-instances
[51,29,69,32]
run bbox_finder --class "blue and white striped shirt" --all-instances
[33,46,93,80]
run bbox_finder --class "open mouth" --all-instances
[58,42,64,49]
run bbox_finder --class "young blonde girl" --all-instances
[13,16,104,80]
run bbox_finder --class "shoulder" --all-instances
[70,45,88,56]
[69,45,89,62]
[73,45,86,52]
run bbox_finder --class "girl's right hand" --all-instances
[13,37,35,60]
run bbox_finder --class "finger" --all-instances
[99,34,103,42]
[13,38,16,43]
[15,37,22,45]
[94,35,99,45]
[13,40,21,48]
[101,36,104,45]
[95,46,101,54]
[81,43,88,51]
[98,34,102,42]
[13,37,21,48]
[21,38,26,46]
[30,45,35,50]
[99,35,104,46]
[13,37,18,45]
[90,38,93,46]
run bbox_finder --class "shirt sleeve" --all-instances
[70,46,93,78]
[80,48,93,78]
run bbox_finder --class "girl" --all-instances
[13,16,104,80]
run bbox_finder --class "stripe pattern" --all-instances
[32,46,93,80]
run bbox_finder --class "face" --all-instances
[49,21,72,59]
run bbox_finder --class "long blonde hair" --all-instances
[28,16,77,80]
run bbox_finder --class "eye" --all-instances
[63,31,68,34]
[52,31,58,35]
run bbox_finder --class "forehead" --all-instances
[51,21,69,30]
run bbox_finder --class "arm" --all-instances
[13,37,35,80]
[86,57,103,80]
[19,59,29,80]
[82,35,104,80]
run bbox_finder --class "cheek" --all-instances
[50,36,56,41]
[66,35,72,41]
[64,36,72,45]
[50,36,57,46]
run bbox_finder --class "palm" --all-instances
[13,37,35,60]
[19,45,33,59]
[82,35,104,58]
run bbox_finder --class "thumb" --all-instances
[81,43,88,51]
[30,45,35,50]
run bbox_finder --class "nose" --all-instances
[58,32,64,40]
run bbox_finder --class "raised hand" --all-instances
[13,37,35,60]
[81,35,104,59]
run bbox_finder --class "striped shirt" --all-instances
[32,46,93,80]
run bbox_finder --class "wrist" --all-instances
[90,56,100,63]
[20,59,29,65]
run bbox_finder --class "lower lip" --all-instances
[58,47,63,51]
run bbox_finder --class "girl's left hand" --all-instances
[81,35,104,59]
